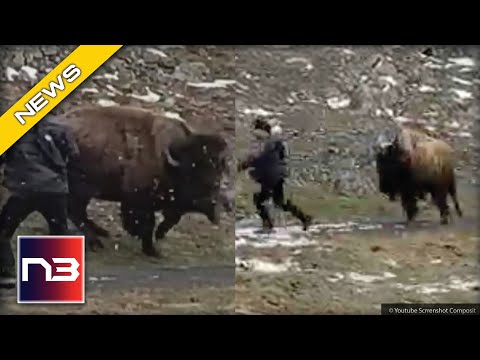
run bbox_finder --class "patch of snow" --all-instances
[379,76,398,86]
[358,224,383,231]
[285,57,314,71]
[450,76,473,86]
[418,85,436,93]
[80,88,99,94]
[97,99,119,107]
[458,132,472,138]
[348,272,397,283]
[235,225,315,249]
[187,79,236,89]
[236,81,249,91]
[394,276,479,295]
[20,66,38,81]
[450,88,473,101]
[382,258,400,268]
[163,111,185,122]
[94,71,119,81]
[130,87,161,103]
[236,257,299,273]
[326,95,351,110]
[105,84,123,95]
[384,108,394,117]
[394,116,413,124]
[242,108,281,117]
[342,49,356,56]
[424,62,443,70]
[447,121,460,129]
[6,67,19,81]
[448,57,475,67]
[146,48,168,58]
[327,272,345,283]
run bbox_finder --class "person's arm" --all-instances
[237,153,256,172]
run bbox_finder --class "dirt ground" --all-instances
[0,199,235,314]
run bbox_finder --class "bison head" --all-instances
[374,131,427,201]
[162,134,230,223]
[374,131,410,201]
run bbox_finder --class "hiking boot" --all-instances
[262,218,274,232]
[0,266,16,289]
[302,215,313,231]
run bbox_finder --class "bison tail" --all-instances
[448,179,463,217]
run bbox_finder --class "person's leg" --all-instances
[253,185,274,229]
[36,194,69,235]
[272,180,312,231]
[0,195,35,288]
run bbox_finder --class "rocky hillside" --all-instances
[0,45,237,200]
[1,45,236,143]
[235,45,479,197]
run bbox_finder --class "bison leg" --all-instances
[400,192,418,223]
[155,210,182,240]
[138,208,157,257]
[120,201,158,257]
[432,189,450,225]
[449,179,463,218]
[67,196,105,250]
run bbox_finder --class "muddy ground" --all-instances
[0,45,236,314]
[235,45,480,314]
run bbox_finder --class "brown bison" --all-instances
[58,105,230,257]
[375,126,462,225]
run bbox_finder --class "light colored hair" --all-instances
[270,124,283,136]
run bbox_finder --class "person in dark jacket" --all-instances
[238,121,312,231]
[0,114,79,289]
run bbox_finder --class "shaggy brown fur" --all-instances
[56,105,229,256]
[378,126,462,224]
[61,106,194,194]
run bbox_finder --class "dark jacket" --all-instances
[242,138,288,187]
[0,115,79,195]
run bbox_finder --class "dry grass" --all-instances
[2,286,235,315]
[236,228,479,314]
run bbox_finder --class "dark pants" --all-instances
[253,179,310,229]
[0,193,68,269]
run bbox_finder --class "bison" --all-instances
[374,126,462,225]
[57,105,230,257]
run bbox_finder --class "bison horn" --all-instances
[165,147,180,167]
[374,133,393,152]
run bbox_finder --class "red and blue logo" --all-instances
[17,236,85,304]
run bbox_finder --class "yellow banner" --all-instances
[0,45,123,156]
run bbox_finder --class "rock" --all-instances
[11,52,24,67]
[173,61,210,82]
[143,50,162,64]
[163,96,176,109]
[41,46,58,56]
[376,62,397,76]
[158,57,176,73]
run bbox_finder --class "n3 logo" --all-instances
[21,257,80,282]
